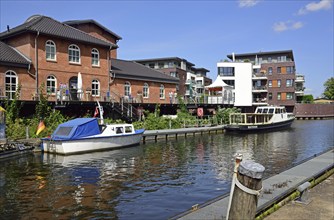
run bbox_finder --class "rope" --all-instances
[235,176,262,196]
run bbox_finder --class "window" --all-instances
[277,56,286,62]
[286,66,294,74]
[170,72,178,78]
[46,40,56,61]
[286,79,293,87]
[278,80,281,87]
[143,83,149,98]
[268,67,273,75]
[159,84,165,99]
[269,93,272,100]
[268,80,272,87]
[46,75,57,94]
[277,67,281,73]
[124,81,131,96]
[92,79,100,96]
[277,92,281,100]
[68,44,80,63]
[149,63,155,68]
[287,92,294,100]
[91,48,99,66]
[268,57,272,62]
[218,67,235,76]
[5,70,17,100]
[158,62,164,68]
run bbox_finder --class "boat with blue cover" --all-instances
[41,118,144,155]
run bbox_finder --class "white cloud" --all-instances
[298,0,333,15]
[273,21,304,32]
[238,0,260,8]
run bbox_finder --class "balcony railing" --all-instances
[252,86,267,92]
[295,75,305,82]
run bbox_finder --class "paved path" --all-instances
[174,149,334,220]
[265,174,334,220]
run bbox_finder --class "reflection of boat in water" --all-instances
[41,118,144,155]
[42,146,143,166]
[225,106,295,132]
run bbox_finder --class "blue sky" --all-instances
[1,0,333,98]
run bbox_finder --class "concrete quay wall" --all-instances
[173,148,334,220]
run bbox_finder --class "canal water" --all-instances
[0,120,333,219]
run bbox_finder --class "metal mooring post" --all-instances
[227,160,265,220]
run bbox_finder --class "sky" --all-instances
[1,0,333,98]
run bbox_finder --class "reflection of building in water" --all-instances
[0,110,6,141]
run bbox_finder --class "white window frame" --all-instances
[5,70,18,100]
[91,48,100,66]
[92,79,100,97]
[46,40,56,61]
[68,44,80,64]
[286,79,293,87]
[143,83,149,98]
[46,75,57,94]
[159,84,165,99]
[124,81,131,96]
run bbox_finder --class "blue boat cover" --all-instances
[51,118,101,140]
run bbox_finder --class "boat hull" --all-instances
[41,132,144,155]
[225,118,295,132]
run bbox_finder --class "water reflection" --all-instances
[0,120,333,219]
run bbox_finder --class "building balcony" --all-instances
[252,86,267,92]
[185,79,196,85]
[252,98,268,105]
[252,73,267,79]
[295,75,305,82]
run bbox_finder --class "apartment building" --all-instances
[0,15,178,104]
[217,50,305,111]
[134,57,212,102]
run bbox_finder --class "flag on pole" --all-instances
[36,120,46,135]
[93,107,99,118]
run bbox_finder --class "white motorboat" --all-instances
[41,118,144,155]
[225,106,295,132]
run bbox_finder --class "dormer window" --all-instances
[46,40,56,61]
[68,44,80,64]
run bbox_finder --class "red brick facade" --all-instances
[0,18,177,104]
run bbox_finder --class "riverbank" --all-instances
[173,148,334,220]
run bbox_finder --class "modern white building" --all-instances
[216,61,253,106]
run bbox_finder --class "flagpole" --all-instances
[96,100,104,125]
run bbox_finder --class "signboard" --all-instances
[197,108,204,117]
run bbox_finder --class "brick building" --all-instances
[0,15,178,104]
[133,57,212,102]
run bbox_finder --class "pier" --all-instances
[173,148,334,220]
[142,125,225,143]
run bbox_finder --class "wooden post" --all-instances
[228,161,265,220]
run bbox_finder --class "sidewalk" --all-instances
[265,174,334,220]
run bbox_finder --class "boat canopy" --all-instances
[51,118,101,140]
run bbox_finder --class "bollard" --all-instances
[296,182,311,204]
[227,160,265,220]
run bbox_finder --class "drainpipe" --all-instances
[35,31,40,101]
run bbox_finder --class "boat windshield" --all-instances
[256,108,262,113]
[263,108,268,113]
[268,108,274,114]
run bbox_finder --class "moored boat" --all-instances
[41,118,144,155]
[225,106,295,132]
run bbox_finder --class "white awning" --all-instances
[205,75,233,89]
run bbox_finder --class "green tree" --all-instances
[323,77,334,99]
[302,94,314,103]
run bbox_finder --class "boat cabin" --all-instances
[255,106,287,114]
[101,124,135,136]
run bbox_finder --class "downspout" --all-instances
[35,31,40,101]
[108,45,111,95]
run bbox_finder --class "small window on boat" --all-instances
[263,108,268,113]
[125,126,133,133]
[268,108,274,114]
[256,108,262,113]
[55,126,73,136]
[116,127,123,134]
[275,108,280,114]
[282,108,286,113]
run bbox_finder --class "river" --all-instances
[0,119,333,219]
